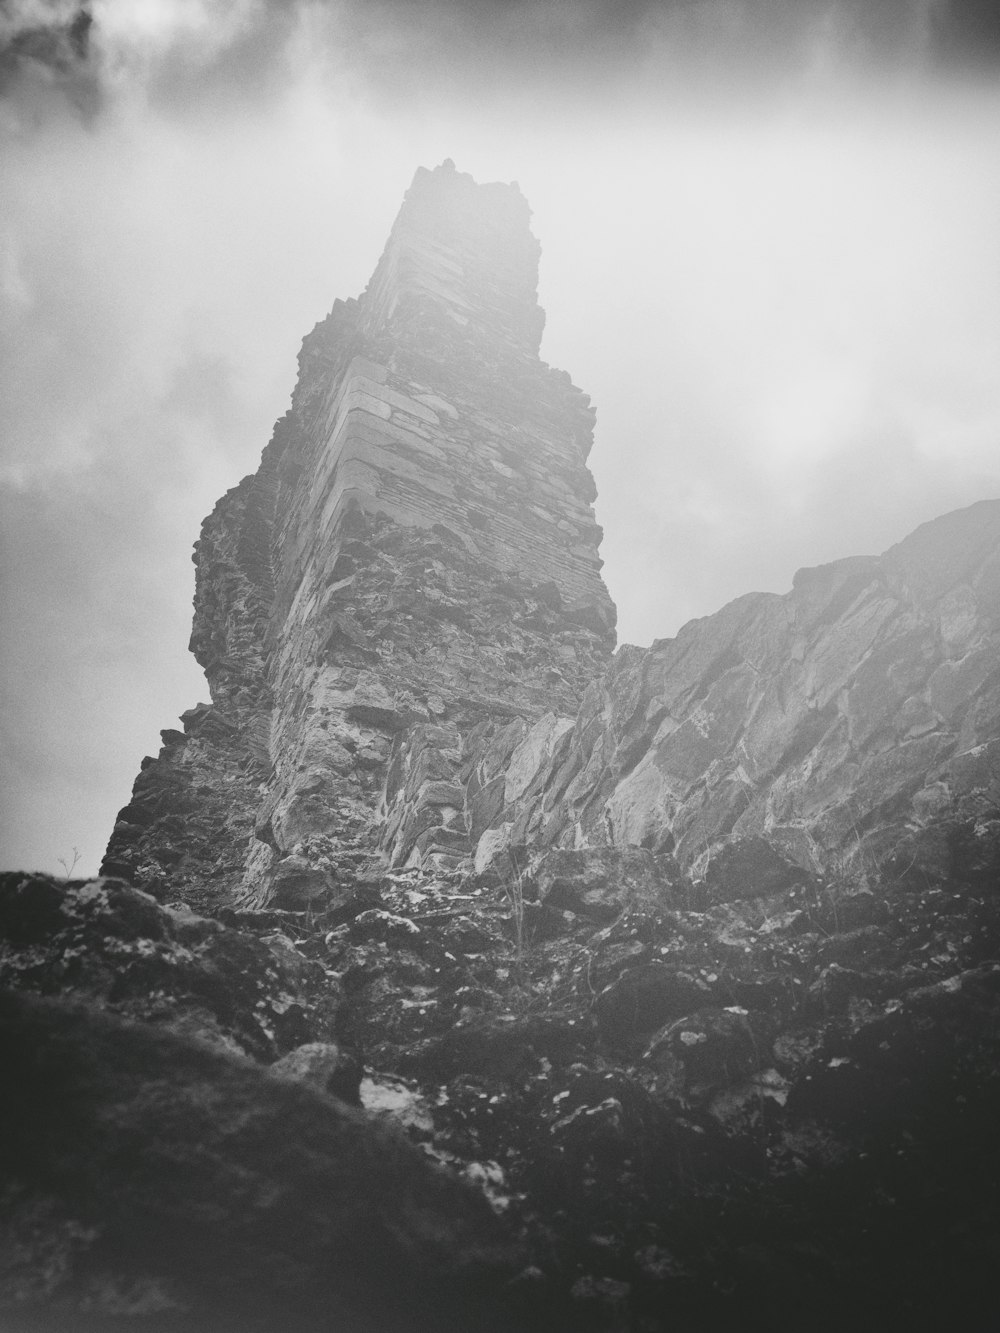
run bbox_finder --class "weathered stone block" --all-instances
[532,847,682,922]
[702,838,810,904]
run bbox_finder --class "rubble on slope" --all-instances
[4,808,999,1328]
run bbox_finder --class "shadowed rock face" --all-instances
[5,165,1000,1330]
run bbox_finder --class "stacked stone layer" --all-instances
[104,162,615,907]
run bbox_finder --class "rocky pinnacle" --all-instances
[103,162,617,910]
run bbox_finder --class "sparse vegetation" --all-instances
[57,846,81,880]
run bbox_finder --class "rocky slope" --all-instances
[474,498,1000,890]
[3,164,1000,1331]
[4,805,1000,1329]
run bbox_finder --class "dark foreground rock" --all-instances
[330,837,1000,1333]
[0,872,339,1063]
[4,840,1000,1330]
[0,990,524,1333]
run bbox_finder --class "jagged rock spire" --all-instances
[104,164,616,908]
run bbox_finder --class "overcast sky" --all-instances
[3,0,1000,877]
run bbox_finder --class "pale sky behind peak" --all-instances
[2,0,999,876]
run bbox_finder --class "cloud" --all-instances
[3,1,998,130]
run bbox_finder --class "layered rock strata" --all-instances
[103,162,615,909]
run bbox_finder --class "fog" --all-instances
[2,0,999,876]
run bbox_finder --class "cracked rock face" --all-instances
[103,162,615,911]
[5,164,1000,1331]
[475,499,1000,890]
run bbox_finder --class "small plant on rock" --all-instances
[57,846,81,881]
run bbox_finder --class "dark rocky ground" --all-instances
[3,814,999,1330]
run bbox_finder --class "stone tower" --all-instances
[103,162,616,910]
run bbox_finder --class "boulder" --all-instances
[532,848,682,922]
[702,837,810,904]
[0,991,521,1333]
